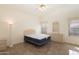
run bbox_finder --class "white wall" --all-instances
[0,21,8,40]
[0,4,79,45]
[0,5,41,45]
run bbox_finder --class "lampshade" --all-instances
[7,20,14,25]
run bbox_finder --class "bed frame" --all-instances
[24,35,51,46]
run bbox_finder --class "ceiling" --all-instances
[0,4,79,19]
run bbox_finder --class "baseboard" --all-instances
[10,40,79,47]
[64,42,79,47]
[52,40,65,44]
[52,40,79,47]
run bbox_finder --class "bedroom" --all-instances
[0,4,79,55]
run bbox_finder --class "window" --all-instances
[69,19,79,35]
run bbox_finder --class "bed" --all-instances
[24,34,51,46]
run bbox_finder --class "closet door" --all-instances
[52,22,64,42]
[41,21,48,34]
[53,22,60,33]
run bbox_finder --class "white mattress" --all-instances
[25,34,50,40]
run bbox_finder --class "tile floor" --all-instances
[1,41,79,55]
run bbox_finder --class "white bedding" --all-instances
[25,34,50,40]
